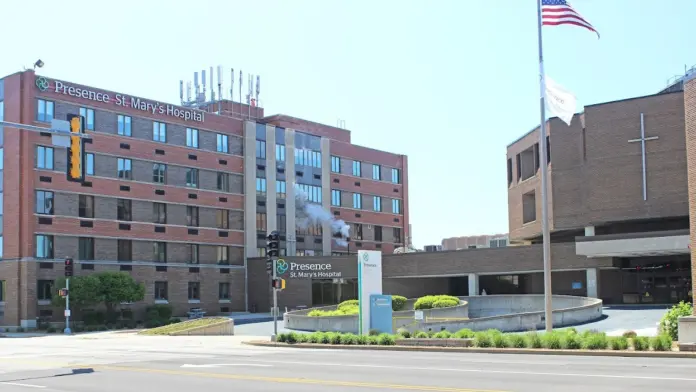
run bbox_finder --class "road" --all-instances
[1,333,696,391]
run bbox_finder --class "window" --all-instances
[294,149,322,168]
[276,180,286,198]
[391,168,401,184]
[188,282,201,300]
[117,115,132,136]
[117,240,132,261]
[216,134,228,153]
[35,191,54,215]
[217,246,229,264]
[0,280,4,302]
[296,183,322,203]
[392,199,401,214]
[507,158,513,185]
[86,153,94,175]
[352,161,361,176]
[186,206,199,226]
[374,226,383,242]
[393,227,402,243]
[275,144,285,162]
[78,237,94,260]
[219,283,230,300]
[256,213,267,231]
[152,163,166,184]
[35,235,54,258]
[117,199,132,221]
[37,280,54,301]
[186,168,199,188]
[79,107,95,131]
[331,156,341,173]
[153,242,167,263]
[79,195,94,218]
[153,121,167,142]
[188,244,199,264]
[153,202,166,224]
[256,140,266,159]
[186,128,199,148]
[256,177,266,195]
[217,209,229,229]
[297,224,322,236]
[522,190,537,224]
[372,164,381,180]
[352,193,362,209]
[353,223,363,240]
[331,189,341,206]
[36,146,54,169]
[257,247,267,257]
[217,172,230,192]
[277,214,286,233]
[36,99,54,122]
[117,158,132,179]
[374,196,382,212]
[154,281,168,300]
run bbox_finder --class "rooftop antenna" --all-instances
[255,75,260,118]
[201,69,207,104]
[179,80,184,104]
[209,66,215,102]
[239,70,243,119]
[230,68,235,104]
[194,72,200,99]
[186,81,192,102]
[217,65,223,113]
[247,74,253,119]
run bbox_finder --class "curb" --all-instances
[242,340,696,358]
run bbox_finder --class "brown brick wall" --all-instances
[683,78,696,314]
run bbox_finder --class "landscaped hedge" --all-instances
[277,327,674,352]
[413,295,460,310]
[659,301,693,341]
[308,295,408,317]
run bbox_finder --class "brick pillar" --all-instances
[685,77,696,316]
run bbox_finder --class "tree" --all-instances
[51,275,101,310]
[96,272,145,316]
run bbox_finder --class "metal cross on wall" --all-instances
[627,113,659,201]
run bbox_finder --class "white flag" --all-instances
[545,76,577,126]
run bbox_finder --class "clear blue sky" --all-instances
[1,0,694,247]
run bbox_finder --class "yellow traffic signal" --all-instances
[66,114,85,183]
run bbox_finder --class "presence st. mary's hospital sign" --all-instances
[276,259,341,279]
[36,77,205,123]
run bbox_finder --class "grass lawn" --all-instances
[138,317,230,336]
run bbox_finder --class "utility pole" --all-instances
[63,258,74,334]
[266,231,282,341]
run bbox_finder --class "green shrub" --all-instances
[337,300,359,311]
[357,334,368,345]
[609,336,629,351]
[432,299,459,309]
[46,326,57,333]
[434,331,452,339]
[415,331,429,339]
[367,335,380,345]
[82,311,106,326]
[454,328,475,339]
[285,332,298,344]
[145,304,173,321]
[541,333,562,349]
[307,332,321,343]
[658,301,693,341]
[368,329,381,336]
[562,333,582,349]
[296,334,309,343]
[277,333,288,343]
[492,333,509,348]
[565,327,578,334]
[622,330,637,339]
[378,333,395,345]
[391,296,407,311]
[525,332,543,348]
[330,333,342,345]
[474,332,493,348]
[340,333,359,345]
[650,334,672,352]
[319,332,332,344]
[413,295,460,310]
[506,334,528,348]
[583,333,608,350]
[396,328,411,338]
[633,336,649,351]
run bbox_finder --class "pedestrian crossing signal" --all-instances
[66,114,85,183]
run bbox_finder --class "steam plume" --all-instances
[294,184,350,247]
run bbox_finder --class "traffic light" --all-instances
[64,258,74,277]
[266,230,280,258]
[271,278,286,290]
[66,114,85,183]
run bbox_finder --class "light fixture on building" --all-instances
[33,59,44,69]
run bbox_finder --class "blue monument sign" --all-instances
[369,294,393,334]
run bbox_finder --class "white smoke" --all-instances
[294,184,351,247]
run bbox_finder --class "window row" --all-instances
[35,192,240,229]
[34,235,239,264]
[255,139,321,168]
[351,223,403,243]
[35,146,242,193]
[36,280,233,302]
[36,99,235,154]
[330,189,401,213]
[330,156,401,184]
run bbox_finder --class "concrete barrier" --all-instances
[284,295,602,334]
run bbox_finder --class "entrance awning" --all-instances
[576,230,689,258]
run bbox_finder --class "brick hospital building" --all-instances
[0,70,409,328]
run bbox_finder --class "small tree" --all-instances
[97,272,145,318]
[51,275,101,311]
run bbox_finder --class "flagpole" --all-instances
[536,0,553,332]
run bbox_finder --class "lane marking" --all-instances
[0,382,47,388]
[181,364,273,368]
[95,365,506,392]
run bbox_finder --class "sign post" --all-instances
[357,250,383,335]
[63,258,73,334]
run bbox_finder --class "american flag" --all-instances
[541,0,599,38]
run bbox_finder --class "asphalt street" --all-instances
[1,333,696,391]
